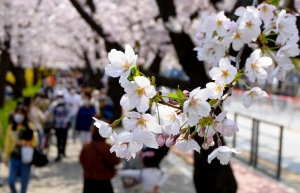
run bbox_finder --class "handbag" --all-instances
[21,146,34,164]
[32,148,48,167]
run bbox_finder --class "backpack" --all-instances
[52,103,70,129]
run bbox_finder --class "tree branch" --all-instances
[69,0,106,38]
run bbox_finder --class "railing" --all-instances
[231,113,284,180]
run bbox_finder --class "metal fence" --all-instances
[231,113,284,180]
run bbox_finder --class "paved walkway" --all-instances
[0,139,195,193]
[0,137,296,193]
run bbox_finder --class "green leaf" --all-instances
[127,65,140,81]
[176,88,185,99]
[168,93,179,99]
[266,0,280,6]
[167,92,185,107]
[209,99,218,106]
[198,116,212,127]
[151,76,156,86]
[153,95,160,103]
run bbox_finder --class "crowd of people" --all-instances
[0,71,169,193]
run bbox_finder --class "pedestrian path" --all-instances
[0,139,195,193]
[0,137,296,193]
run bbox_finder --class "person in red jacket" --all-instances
[79,126,120,193]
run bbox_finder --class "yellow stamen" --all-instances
[233,32,241,39]
[123,62,131,70]
[136,87,145,96]
[222,70,229,78]
[168,114,176,121]
[251,62,259,70]
[137,118,147,127]
[249,91,258,99]
[190,99,198,107]
[246,22,253,28]
[215,85,221,92]
[217,20,222,27]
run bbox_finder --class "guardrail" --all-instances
[232,113,284,180]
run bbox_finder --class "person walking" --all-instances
[79,126,120,193]
[24,97,46,177]
[76,93,96,145]
[45,91,71,161]
[67,88,83,143]
[90,89,100,116]
[24,97,45,149]
[3,105,38,193]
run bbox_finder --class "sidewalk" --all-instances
[171,147,296,193]
[0,139,195,193]
[0,137,296,193]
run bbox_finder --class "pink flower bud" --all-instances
[202,142,209,150]
[217,139,222,147]
[207,137,214,145]
[198,127,206,137]
[156,134,166,147]
[168,99,178,105]
[183,90,190,97]
[165,136,176,147]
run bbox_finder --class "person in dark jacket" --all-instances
[45,91,71,161]
[76,93,95,145]
[79,126,120,193]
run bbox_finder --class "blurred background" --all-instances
[1,0,300,193]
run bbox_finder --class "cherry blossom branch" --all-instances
[160,97,182,110]
[235,45,245,70]
[210,81,237,115]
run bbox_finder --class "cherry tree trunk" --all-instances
[0,32,12,107]
[9,65,26,99]
[0,50,10,107]
[155,0,238,192]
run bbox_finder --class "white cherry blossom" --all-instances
[156,105,180,135]
[105,44,137,78]
[257,4,276,22]
[123,112,162,145]
[276,44,300,59]
[209,11,230,36]
[183,87,213,126]
[238,11,262,40]
[215,111,239,137]
[120,76,156,112]
[243,87,268,108]
[208,146,241,165]
[276,10,297,44]
[224,28,246,51]
[110,131,140,160]
[93,117,113,138]
[206,82,224,99]
[272,57,294,82]
[176,136,200,153]
[245,49,273,82]
[209,58,237,84]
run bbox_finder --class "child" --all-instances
[118,150,168,193]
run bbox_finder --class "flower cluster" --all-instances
[93,1,299,165]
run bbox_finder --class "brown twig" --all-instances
[160,97,182,110]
